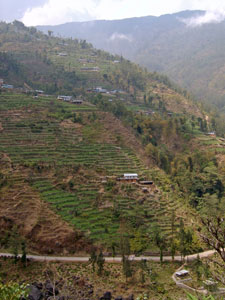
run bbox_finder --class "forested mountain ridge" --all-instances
[37,10,225,112]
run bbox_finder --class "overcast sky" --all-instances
[0,0,225,26]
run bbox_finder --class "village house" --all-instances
[81,67,100,72]
[124,173,138,181]
[93,87,108,93]
[35,90,44,94]
[71,99,83,105]
[57,95,73,101]
[117,173,139,182]
[58,52,68,56]
[110,90,119,94]
[2,84,14,89]
[175,270,189,278]
[206,131,216,137]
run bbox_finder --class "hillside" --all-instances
[37,10,225,111]
[0,22,225,257]
[0,20,203,118]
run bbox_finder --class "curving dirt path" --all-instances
[0,250,216,263]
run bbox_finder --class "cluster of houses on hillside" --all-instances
[0,79,47,95]
[57,95,83,104]
[87,86,126,95]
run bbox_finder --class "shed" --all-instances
[35,90,44,94]
[140,181,154,185]
[175,270,189,277]
[71,100,83,104]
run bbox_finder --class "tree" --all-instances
[170,238,178,262]
[200,216,225,263]
[10,227,20,264]
[130,230,147,255]
[111,241,117,258]
[13,20,25,30]
[89,249,97,272]
[200,197,225,264]
[170,210,177,261]
[122,254,132,281]
[153,227,166,264]
[48,30,53,37]
[21,241,27,267]
[120,234,132,280]
[138,259,148,284]
[120,234,130,257]
[193,254,203,282]
[96,251,105,276]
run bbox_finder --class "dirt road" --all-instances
[0,250,216,263]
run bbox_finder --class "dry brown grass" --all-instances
[0,170,92,254]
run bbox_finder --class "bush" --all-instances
[0,281,28,300]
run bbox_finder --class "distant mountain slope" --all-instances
[38,10,225,109]
[0,21,203,118]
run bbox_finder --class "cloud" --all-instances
[109,32,133,42]
[22,0,98,26]
[20,0,194,26]
[181,10,225,27]
[0,0,46,22]
[19,0,225,27]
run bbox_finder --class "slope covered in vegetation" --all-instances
[0,21,224,257]
[37,11,225,130]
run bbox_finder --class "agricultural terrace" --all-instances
[0,92,185,249]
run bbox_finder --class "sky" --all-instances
[0,0,225,26]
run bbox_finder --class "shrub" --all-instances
[0,281,28,300]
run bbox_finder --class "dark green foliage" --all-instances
[153,227,166,264]
[96,251,105,276]
[21,241,27,267]
[89,249,97,272]
[122,254,132,280]
[9,227,20,264]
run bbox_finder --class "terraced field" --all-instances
[0,92,183,249]
[194,134,225,154]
